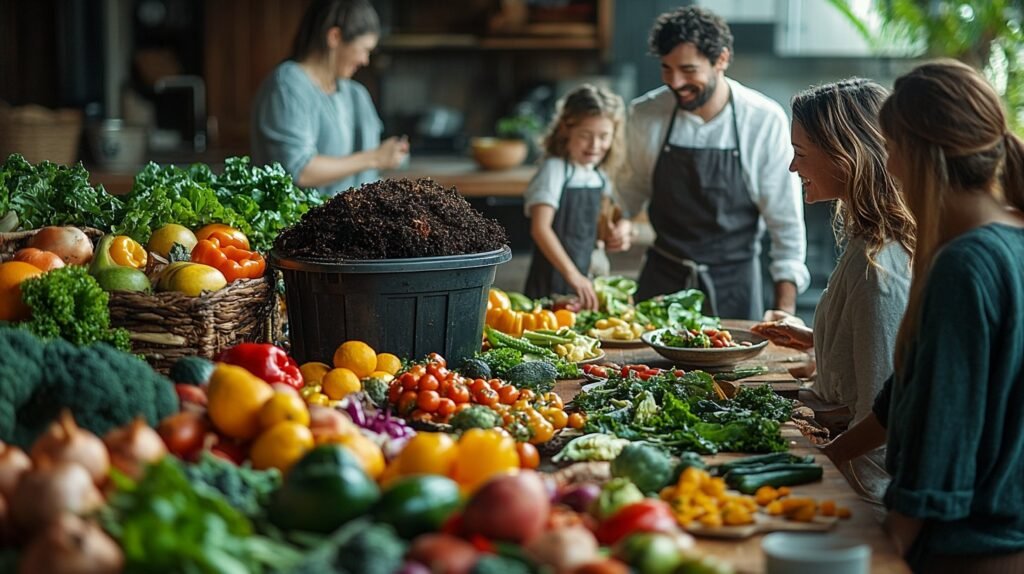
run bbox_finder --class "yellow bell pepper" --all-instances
[109,235,148,269]
[555,309,577,328]
[538,309,558,330]
[488,288,511,312]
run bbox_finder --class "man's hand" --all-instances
[568,273,599,311]
[604,219,633,252]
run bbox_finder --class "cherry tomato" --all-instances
[518,389,536,403]
[497,385,520,404]
[400,372,419,391]
[590,366,608,379]
[417,390,441,412]
[398,390,419,415]
[436,397,456,418]
[474,387,499,407]
[448,382,471,404]
[387,381,403,404]
[568,412,586,429]
[516,442,540,470]
[418,374,440,392]
[427,364,449,381]
[158,411,208,460]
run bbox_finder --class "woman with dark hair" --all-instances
[753,78,915,501]
[827,60,1024,572]
[251,0,408,196]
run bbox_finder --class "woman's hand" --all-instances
[604,219,633,252]
[568,273,599,311]
[751,313,813,350]
[375,136,410,170]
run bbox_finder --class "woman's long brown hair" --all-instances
[791,78,916,271]
[879,59,1024,371]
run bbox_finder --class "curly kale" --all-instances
[477,347,524,379]
[0,328,178,448]
[1,153,124,229]
[731,384,795,422]
[19,266,131,351]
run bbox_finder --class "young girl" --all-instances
[523,84,631,309]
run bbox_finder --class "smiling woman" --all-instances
[250,0,409,196]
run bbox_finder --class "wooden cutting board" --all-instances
[685,512,837,539]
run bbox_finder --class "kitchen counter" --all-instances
[384,156,535,197]
[88,154,536,198]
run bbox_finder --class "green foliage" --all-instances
[19,265,131,351]
[101,458,301,574]
[288,519,406,574]
[829,0,1024,131]
[0,154,125,229]
[496,114,543,140]
[179,452,282,521]
[477,347,526,379]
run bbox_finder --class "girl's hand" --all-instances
[751,316,813,350]
[569,274,599,311]
[375,136,410,170]
[604,219,632,252]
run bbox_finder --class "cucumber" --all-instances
[713,366,769,382]
[713,453,814,476]
[731,466,824,494]
[725,463,823,485]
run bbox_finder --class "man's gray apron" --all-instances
[524,163,605,298]
[636,93,763,320]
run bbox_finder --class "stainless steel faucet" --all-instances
[154,75,207,153]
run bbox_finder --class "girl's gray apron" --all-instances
[636,92,763,320]
[524,163,605,298]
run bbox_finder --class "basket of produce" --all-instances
[0,104,83,165]
[271,177,511,366]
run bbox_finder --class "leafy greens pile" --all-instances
[0,154,123,230]
[573,369,790,454]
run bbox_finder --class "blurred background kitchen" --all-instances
[2,0,1018,320]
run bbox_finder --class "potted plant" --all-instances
[470,113,543,171]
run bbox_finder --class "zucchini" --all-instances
[725,463,823,486]
[730,466,824,494]
[713,366,769,382]
[713,453,813,476]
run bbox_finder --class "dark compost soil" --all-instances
[273,178,509,260]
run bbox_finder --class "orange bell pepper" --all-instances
[195,224,250,250]
[190,236,266,282]
[487,288,511,312]
[109,235,148,269]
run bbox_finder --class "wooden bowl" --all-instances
[470,137,528,170]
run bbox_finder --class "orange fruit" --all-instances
[147,223,198,258]
[375,353,402,376]
[321,368,361,400]
[249,421,314,472]
[333,340,377,378]
[368,371,395,382]
[0,261,43,322]
[259,391,311,429]
[299,361,332,385]
[206,363,275,439]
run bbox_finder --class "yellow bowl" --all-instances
[470,137,528,171]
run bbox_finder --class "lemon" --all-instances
[249,421,314,472]
[321,368,362,400]
[259,391,311,429]
[159,263,227,296]
[375,353,403,376]
[333,340,377,378]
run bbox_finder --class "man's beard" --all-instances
[673,74,718,111]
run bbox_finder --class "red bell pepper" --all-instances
[595,499,679,546]
[216,343,304,389]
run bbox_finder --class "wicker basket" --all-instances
[108,276,281,373]
[0,227,104,262]
[0,104,83,165]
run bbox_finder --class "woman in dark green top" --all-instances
[825,60,1024,573]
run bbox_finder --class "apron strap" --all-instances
[649,244,718,313]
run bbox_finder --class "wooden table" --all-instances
[553,322,910,574]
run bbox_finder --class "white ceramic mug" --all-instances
[762,532,871,574]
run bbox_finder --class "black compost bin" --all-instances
[271,246,512,366]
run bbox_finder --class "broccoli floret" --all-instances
[449,404,502,431]
[471,555,533,574]
[179,452,281,520]
[505,361,557,394]
[169,355,215,386]
[290,520,406,574]
[459,357,492,380]
[610,442,674,494]
[361,376,390,408]
[0,327,179,448]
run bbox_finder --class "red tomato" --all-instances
[426,352,446,367]
[474,387,499,407]
[417,390,441,412]
[418,374,440,392]
[436,397,456,418]
[398,390,419,415]
[515,441,539,469]
[497,385,520,405]
[158,411,208,460]
[595,500,678,546]
[400,372,419,391]
[469,378,488,394]
[448,382,471,404]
